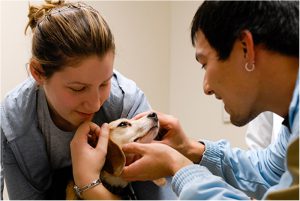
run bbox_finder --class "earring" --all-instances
[245,62,255,72]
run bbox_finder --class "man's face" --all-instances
[194,30,259,126]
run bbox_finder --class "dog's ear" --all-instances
[102,139,126,176]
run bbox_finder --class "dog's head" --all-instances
[67,112,161,199]
[100,112,159,179]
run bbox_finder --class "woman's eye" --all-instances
[117,122,131,127]
[201,64,207,69]
[70,87,85,92]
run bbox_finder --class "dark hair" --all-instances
[25,0,115,78]
[191,1,299,60]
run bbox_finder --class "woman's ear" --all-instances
[240,30,255,62]
[29,59,45,85]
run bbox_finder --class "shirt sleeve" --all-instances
[172,165,250,200]
[123,85,151,118]
[114,70,151,118]
[1,129,46,200]
[199,126,290,199]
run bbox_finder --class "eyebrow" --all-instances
[67,74,113,85]
[103,74,114,83]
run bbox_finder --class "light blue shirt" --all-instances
[172,76,299,200]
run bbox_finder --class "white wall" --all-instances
[89,1,171,113]
[1,1,247,148]
[169,2,247,147]
[1,1,31,100]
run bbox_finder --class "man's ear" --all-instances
[240,30,255,62]
[102,139,126,176]
[29,59,45,85]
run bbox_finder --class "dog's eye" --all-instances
[117,121,131,127]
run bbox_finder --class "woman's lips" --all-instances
[77,111,94,119]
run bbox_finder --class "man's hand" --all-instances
[121,142,193,181]
[133,111,205,163]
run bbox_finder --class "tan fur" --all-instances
[67,112,166,199]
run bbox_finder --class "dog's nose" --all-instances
[147,112,158,122]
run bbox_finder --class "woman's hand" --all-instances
[70,122,109,187]
[121,142,193,181]
[133,111,205,163]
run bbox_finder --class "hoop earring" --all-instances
[245,62,255,72]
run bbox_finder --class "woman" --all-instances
[0,0,175,199]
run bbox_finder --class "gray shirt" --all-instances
[37,87,74,170]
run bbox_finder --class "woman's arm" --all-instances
[70,122,120,199]
[1,129,46,199]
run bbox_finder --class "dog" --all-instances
[66,112,166,199]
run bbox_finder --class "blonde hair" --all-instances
[26,0,115,78]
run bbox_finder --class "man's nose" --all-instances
[203,76,213,95]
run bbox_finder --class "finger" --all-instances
[131,111,152,120]
[88,122,101,136]
[121,158,146,180]
[156,112,170,127]
[122,142,147,155]
[156,112,178,131]
[150,139,165,144]
[85,122,101,148]
[73,121,92,142]
[120,175,138,182]
[96,123,109,151]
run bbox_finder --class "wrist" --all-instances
[185,140,205,163]
[81,183,120,200]
[74,178,101,199]
[74,170,100,188]
[171,159,193,175]
[169,149,193,175]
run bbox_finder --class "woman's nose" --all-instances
[85,91,102,112]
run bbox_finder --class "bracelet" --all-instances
[73,178,101,198]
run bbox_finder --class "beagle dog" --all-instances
[66,112,165,199]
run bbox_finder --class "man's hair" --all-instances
[191,1,299,60]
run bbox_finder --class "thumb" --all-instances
[122,142,147,155]
[73,121,91,142]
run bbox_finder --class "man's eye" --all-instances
[117,122,131,127]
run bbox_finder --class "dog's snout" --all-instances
[147,112,158,122]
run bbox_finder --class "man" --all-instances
[120,1,299,200]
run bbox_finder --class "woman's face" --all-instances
[42,52,114,131]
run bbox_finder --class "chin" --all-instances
[230,116,251,127]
